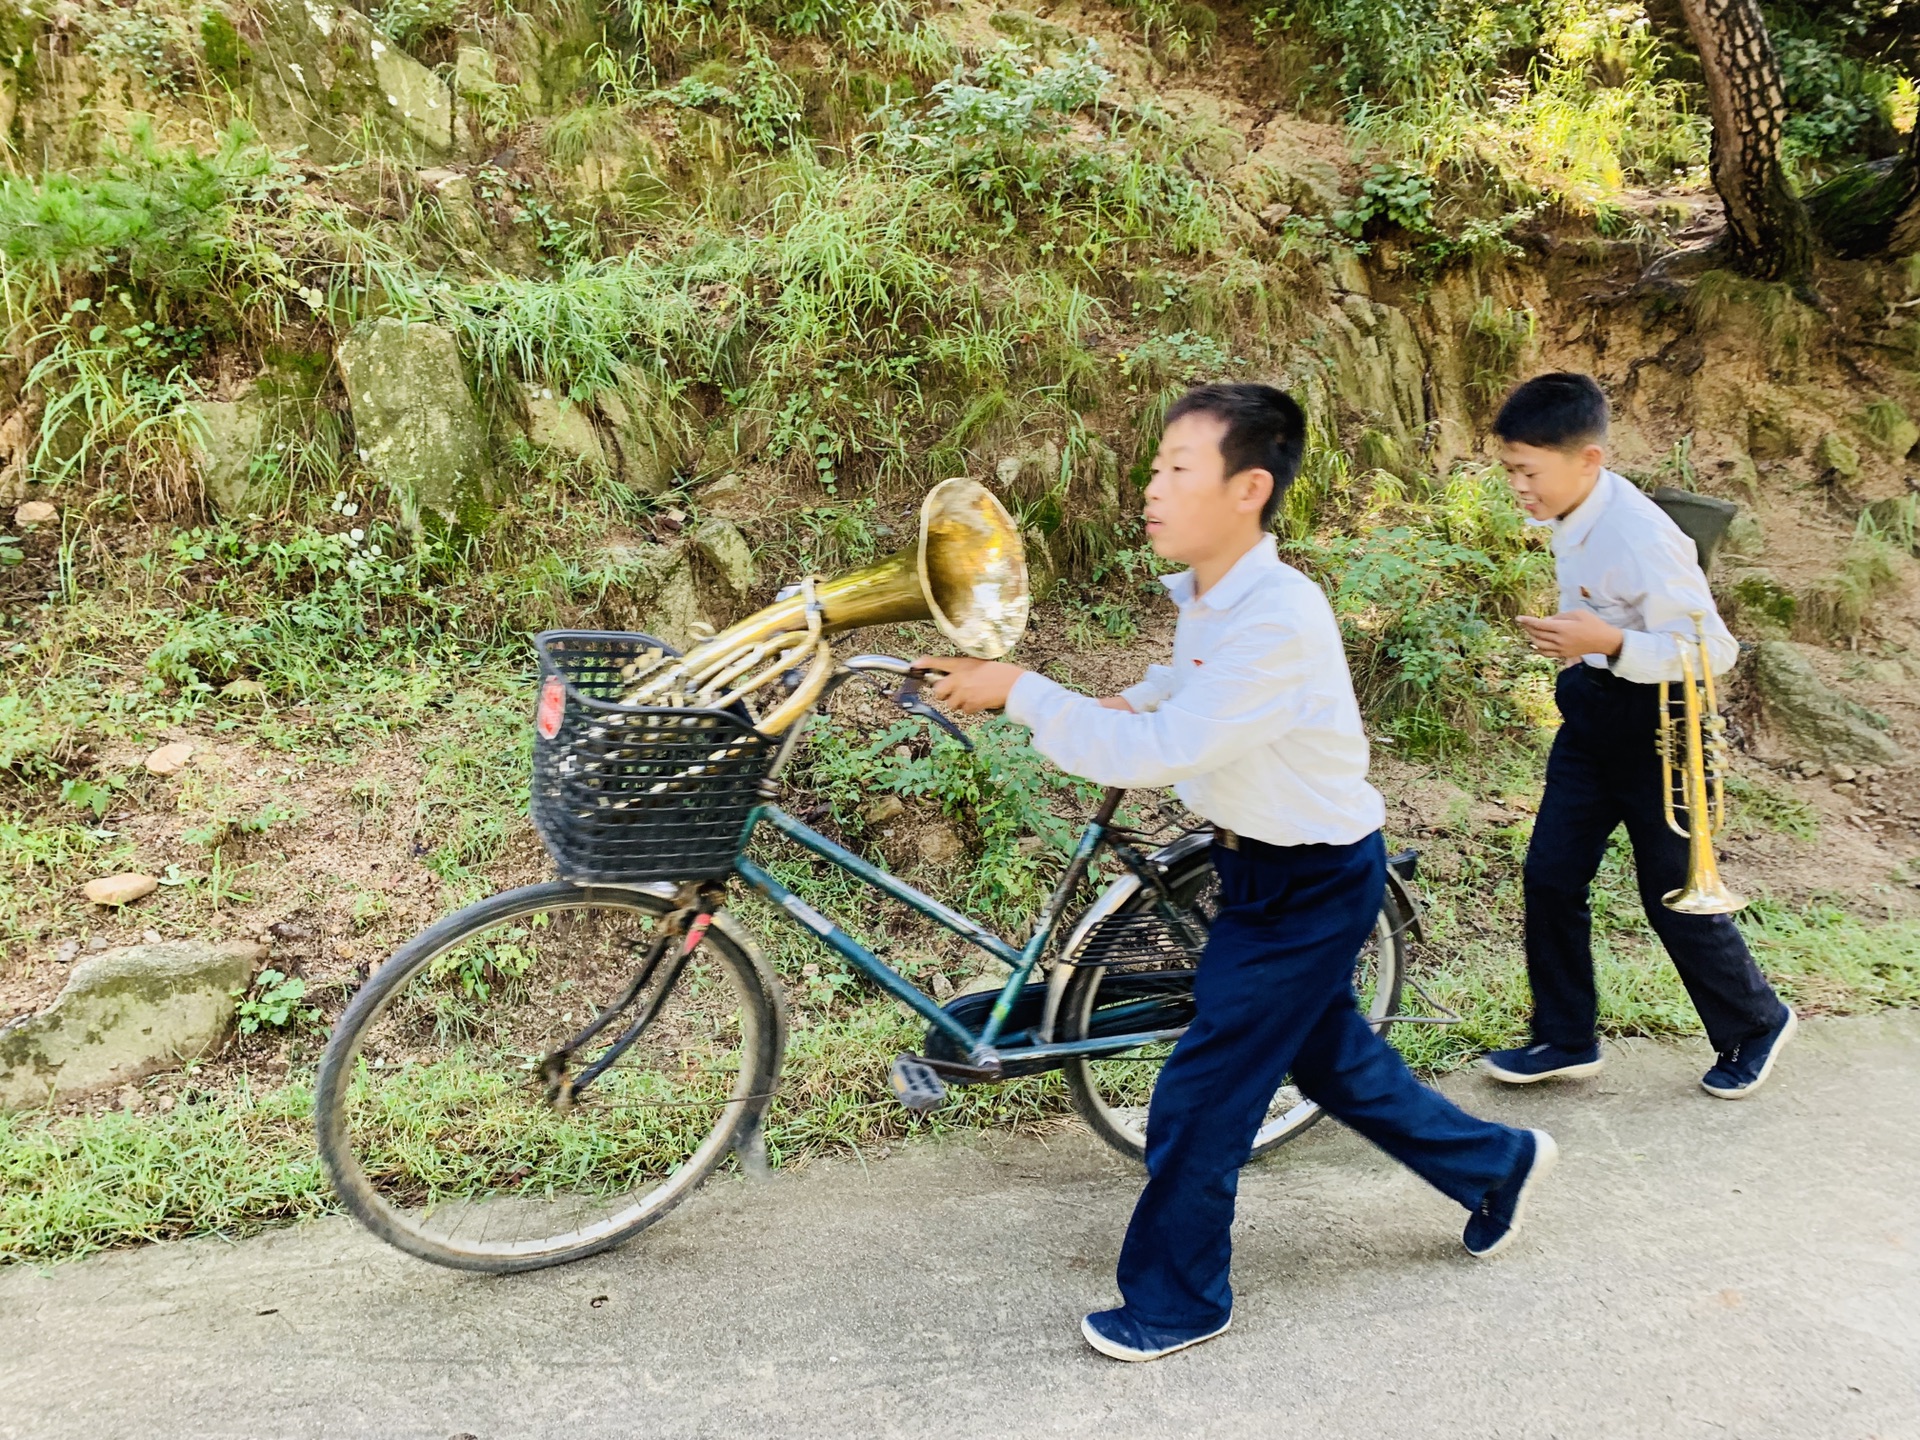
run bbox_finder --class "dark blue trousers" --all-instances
[1525,664,1781,1055]
[1116,830,1526,1330]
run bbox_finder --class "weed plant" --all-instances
[1261,2,1707,217]
[1293,464,1555,752]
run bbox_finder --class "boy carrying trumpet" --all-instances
[1484,372,1795,1100]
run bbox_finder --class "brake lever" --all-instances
[892,673,974,752]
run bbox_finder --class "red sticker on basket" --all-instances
[536,675,565,739]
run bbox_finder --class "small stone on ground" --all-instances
[82,874,158,907]
[144,742,195,776]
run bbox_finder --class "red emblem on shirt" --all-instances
[536,675,566,739]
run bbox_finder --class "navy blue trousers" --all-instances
[1524,664,1781,1055]
[1115,830,1526,1331]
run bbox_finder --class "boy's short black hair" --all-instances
[1493,372,1610,451]
[1162,382,1307,528]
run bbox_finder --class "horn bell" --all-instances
[915,477,1030,658]
[616,477,1029,733]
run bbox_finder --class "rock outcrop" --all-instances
[0,942,264,1110]
[190,389,279,518]
[521,387,610,472]
[692,518,755,599]
[248,0,455,160]
[1749,640,1904,765]
[337,318,494,535]
[597,540,710,647]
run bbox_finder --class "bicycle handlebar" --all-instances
[840,658,1132,826]
[842,654,973,751]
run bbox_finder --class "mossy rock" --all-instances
[337,317,495,536]
[1815,431,1862,479]
[1750,640,1902,765]
[190,389,285,518]
[691,517,755,599]
[1862,400,1920,458]
[0,942,263,1110]
[200,9,249,83]
[1727,574,1797,637]
[520,386,609,473]
[1747,408,1800,462]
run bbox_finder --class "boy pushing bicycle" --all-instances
[923,383,1556,1362]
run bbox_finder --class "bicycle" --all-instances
[314,633,1426,1273]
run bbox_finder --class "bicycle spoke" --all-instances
[320,891,771,1269]
[1065,844,1406,1165]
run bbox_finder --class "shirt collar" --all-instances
[1160,534,1280,611]
[1550,468,1621,550]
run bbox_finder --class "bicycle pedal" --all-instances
[889,1056,948,1114]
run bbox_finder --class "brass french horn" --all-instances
[616,477,1030,732]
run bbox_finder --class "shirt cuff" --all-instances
[1005,670,1071,729]
[1609,629,1675,685]
[1121,663,1176,713]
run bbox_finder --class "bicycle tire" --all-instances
[1059,837,1408,1166]
[314,880,786,1274]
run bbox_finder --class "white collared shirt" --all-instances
[1004,535,1385,847]
[1547,469,1738,683]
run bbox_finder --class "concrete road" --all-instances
[4,1014,1917,1440]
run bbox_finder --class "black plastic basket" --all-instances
[529,631,780,884]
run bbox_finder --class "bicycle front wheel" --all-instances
[1060,837,1407,1166]
[314,881,785,1273]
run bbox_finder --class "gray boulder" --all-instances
[521,386,610,472]
[597,540,709,647]
[337,318,494,535]
[692,517,755,598]
[1749,640,1903,765]
[191,390,282,517]
[0,942,264,1110]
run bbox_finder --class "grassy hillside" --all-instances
[4,0,1920,1260]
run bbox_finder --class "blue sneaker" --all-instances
[1481,1041,1604,1084]
[1080,1307,1230,1362]
[1464,1129,1558,1258]
[1701,1006,1797,1100]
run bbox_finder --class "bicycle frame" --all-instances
[731,794,1187,1073]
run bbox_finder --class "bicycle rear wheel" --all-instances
[314,881,784,1273]
[1059,837,1407,1166]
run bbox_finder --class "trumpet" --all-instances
[1657,611,1747,915]
[614,477,1030,733]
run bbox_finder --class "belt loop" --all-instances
[1216,828,1240,851]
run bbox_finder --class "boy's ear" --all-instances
[1233,466,1275,514]
[1580,442,1606,471]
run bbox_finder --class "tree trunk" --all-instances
[1675,0,1814,287]
[1807,124,1920,259]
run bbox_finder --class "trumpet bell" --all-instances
[1661,879,1748,915]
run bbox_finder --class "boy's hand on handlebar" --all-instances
[914,656,1028,714]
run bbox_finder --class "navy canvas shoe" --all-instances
[1701,1005,1798,1100]
[1463,1129,1559,1258]
[1481,1041,1604,1084]
[1080,1307,1231,1363]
